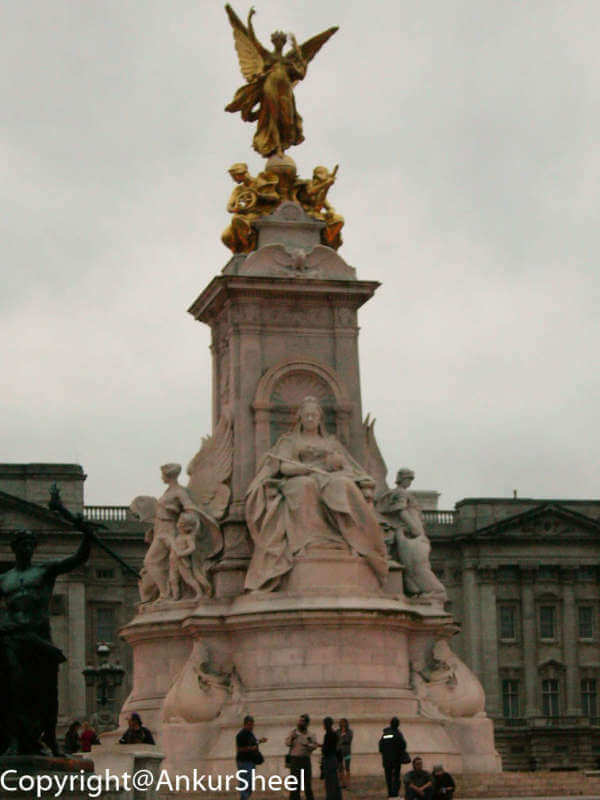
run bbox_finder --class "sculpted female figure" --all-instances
[225,6,338,157]
[377,468,447,605]
[142,463,199,599]
[133,463,221,602]
[245,397,388,591]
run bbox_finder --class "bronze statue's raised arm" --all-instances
[47,528,93,578]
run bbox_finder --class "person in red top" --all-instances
[79,721,100,752]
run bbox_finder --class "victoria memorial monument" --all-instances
[118,6,501,776]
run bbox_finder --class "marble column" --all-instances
[520,568,539,718]
[562,568,580,716]
[479,567,500,716]
[462,562,481,677]
[67,579,87,719]
[231,307,263,505]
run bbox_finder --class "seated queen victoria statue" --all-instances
[244,396,389,591]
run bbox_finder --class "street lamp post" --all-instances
[83,642,125,731]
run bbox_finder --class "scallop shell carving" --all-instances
[271,371,335,408]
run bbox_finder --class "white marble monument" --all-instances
[117,4,501,778]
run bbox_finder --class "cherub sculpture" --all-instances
[169,512,213,600]
[222,162,280,253]
[296,165,345,249]
[224,5,338,157]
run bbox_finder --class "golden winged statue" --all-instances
[224,5,338,157]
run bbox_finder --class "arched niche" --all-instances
[253,359,352,465]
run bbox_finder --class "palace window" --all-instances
[499,605,517,640]
[578,606,594,640]
[582,679,597,718]
[539,605,556,640]
[96,568,115,580]
[542,679,560,717]
[95,606,116,644]
[502,679,520,718]
[538,566,559,581]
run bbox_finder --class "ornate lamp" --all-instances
[82,642,125,728]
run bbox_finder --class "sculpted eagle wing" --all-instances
[225,4,266,82]
[293,26,338,65]
[187,410,233,520]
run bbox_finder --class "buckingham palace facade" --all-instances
[427,496,600,770]
[0,463,599,769]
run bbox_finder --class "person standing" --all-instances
[79,721,100,752]
[236,715,267,800]
[378,716,408,799]
[336,718,353,789]
[432,764,455,800]
[118,713,155,745]
[63,721,81,754]
[285,713,319,800]
[321,717,342,800]
[404,757,433,800]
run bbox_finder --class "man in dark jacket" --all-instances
[404,757,433,800]
[378,717,408,799]
[118,713,155,745]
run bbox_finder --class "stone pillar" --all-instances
[231,306,263,504]
[520,568,539,718]
[479,567,500,716]
[462,562,481,677]
[67,579,87,719]
[561,568,580,716]
[332,306,363,458]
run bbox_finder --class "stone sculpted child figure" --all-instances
[168,512,213,600]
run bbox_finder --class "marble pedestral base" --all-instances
[119,552,501,778]
[281,547,383,595]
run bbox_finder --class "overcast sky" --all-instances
[2,1,599,508]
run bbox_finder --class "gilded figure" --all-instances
[221,162,279,253]
[224,5,338,157]
[296,165,344,250]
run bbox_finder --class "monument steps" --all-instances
[158,770,600,799]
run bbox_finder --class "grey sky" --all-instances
[2,1,599,507]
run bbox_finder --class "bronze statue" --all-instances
[0,506,93,755]
[224,5,338,157]
[296,165,345,250]
[221,162,280,253]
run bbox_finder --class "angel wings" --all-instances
[187,409,233,520]
[224,5,338,157]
